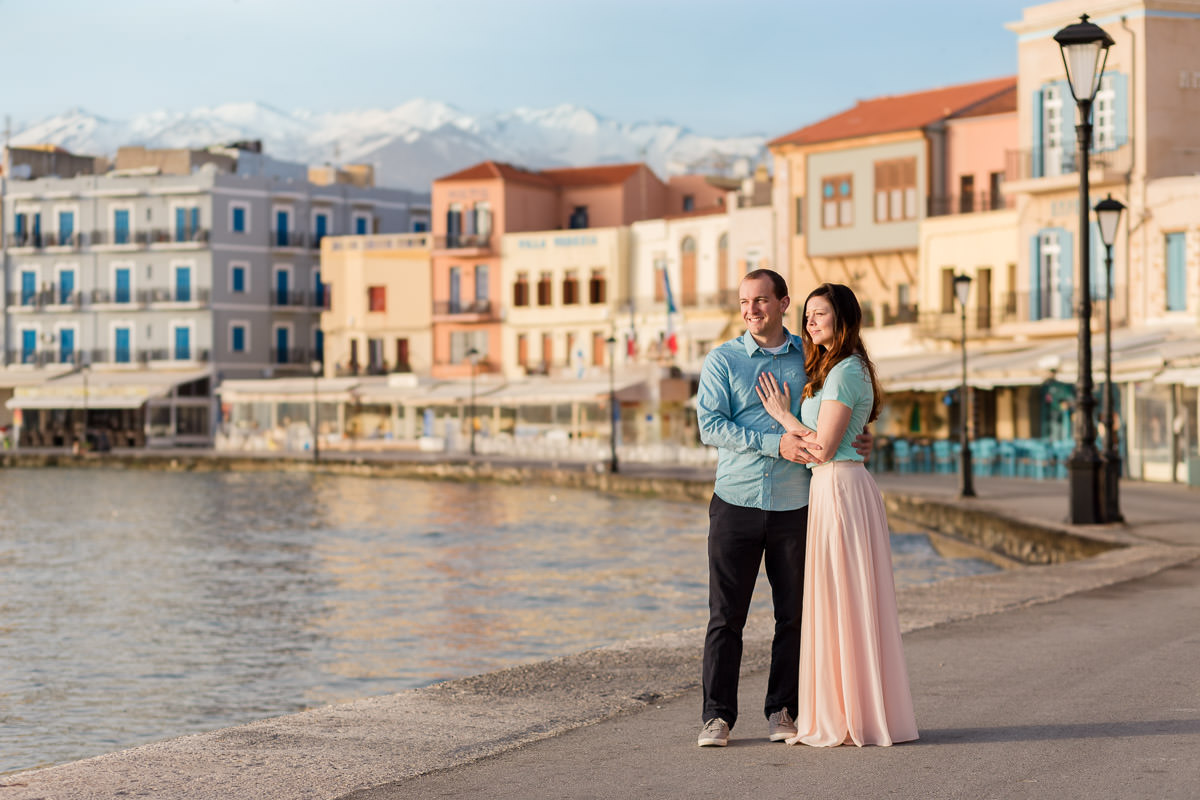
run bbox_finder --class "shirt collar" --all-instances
[742,328,804,357]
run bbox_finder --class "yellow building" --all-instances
[319,233,432,377]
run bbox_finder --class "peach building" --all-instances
[429,161,673,379]
[318,233,432,377]
[768,76,1018,341]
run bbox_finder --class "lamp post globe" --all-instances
[1094,193,1125,523]
[953,273,975,498]
[1055,13,1114,524]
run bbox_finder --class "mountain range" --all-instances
[9,100,769,193]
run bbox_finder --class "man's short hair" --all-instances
[742,268,788,300]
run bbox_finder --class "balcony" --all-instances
[146,227,211,246]
[882,302,919,326]
[433,299,496,319]
[90,229,150,247]
[433,233,492,252]
[926,192,1012,217]
[7,289,85,310]
[139,287,212,304]
[997,290,1128,327]
[4,349,87,367]
[1005,138,1132,186]
[142,348,212,363]
[271,290,310,308]
[269,347,318,366]
[271,230,308,249]
[917,307,997,339]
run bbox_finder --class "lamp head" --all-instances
[1054,14,1115,104]
[1093,193,1126,247]
[953,273,972,307]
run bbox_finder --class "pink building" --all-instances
[429,161,671,378]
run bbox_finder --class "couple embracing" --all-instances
[695,268,918,748]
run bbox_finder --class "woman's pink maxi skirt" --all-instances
[786,461,919,747]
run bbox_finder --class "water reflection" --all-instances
[0,469,998,773]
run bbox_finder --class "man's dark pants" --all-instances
[702,493,807,729]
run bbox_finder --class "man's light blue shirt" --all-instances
[696,329,811,511]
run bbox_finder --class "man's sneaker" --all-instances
[698,717,730,747]
[768,709,797,742]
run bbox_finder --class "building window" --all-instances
[569,206,589,229]
[988,172,1005,210]
[448,266,462,312]
[395,338,410,372]
[175,206,200,242]
[959,175,975,214]
[1093,73,1116,151]
[795,197,803,235]
[230,263,248,293]
[20,269,37,305]
[682,195,695,212]
[1030,228,1072,321]
[114,266,132,304]
[114,326,132,363]
[450,331,487,364]
[517,334,529,368]
[114,208,131,244]
[474,202,492,241]
[541,332,553,367]
[822,175,853,228]
[172,324,192,360]
[174,264,192,302]
[231,204,248,234]
[562,270,580,305]
[593,332,607,366]
[474,264,489,309]
[313,211,329,247]
[513,272,530,307]
[355,214,370,236]
[589,269,606,304]
[1166,232,1187,312]
[873,159,916,222]
[274,208,292,247]
[537,272,553,306]
[941,268,957,314]
[58,211,75,245]
[231,323,247,353]
[368,286,386,312]
[58,268,75,305]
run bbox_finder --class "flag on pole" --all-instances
[662,266,679,355]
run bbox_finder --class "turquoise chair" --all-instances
[932,439,957,474]
[892,439,913,474]
[1026,439,1054,479]
[996,439,1018,477]
[911,442,932,473]
[970,437,997,477]
[1051,439,1074,479]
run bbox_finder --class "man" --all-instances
[694,269,869,747]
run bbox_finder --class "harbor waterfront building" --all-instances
[1,144,428,447]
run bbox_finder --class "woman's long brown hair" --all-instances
[800,283,883,422]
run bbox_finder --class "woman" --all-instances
[755,282,918,747]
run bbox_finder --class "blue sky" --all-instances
[1,0,1031,138]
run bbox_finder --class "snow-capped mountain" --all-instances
[10,101,767,193]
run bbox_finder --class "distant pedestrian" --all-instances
[757,282,917,747]
[694,269,871,747]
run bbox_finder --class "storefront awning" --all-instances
[5,368,212,411]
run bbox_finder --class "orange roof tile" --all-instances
[434,160,555,187]
[768,76,1018,148]
[540,163,644,186]
[948,83,1017,120]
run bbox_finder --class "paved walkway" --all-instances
[2,469,1198,800]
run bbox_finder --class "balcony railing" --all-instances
[433,299,495,316]
[139,287,212,304]
[997,290,1128,325]
[882,302,919,326]
[434,233,492,251]
[917,307,998,338]
[7,289,86,309]
[271,230,307,249]
[146,227,211,245]
[271,290,310,307]
[926,192,1011,217]
[89,229,151,247]
[1006,137,1132,182]
[3,349,85,367]
[269,347,317,365]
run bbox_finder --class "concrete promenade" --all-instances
[2,458,1198,799]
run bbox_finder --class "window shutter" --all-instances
[1029,234,1042,321]
[1112,72,1129,147]
[1031,90,1044,178]
[1056,227,1074,320]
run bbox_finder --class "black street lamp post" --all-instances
[310,359,322,463]
[1094,193,1125,523]
[606,335,619,473]
[1055,13,1114,524]
[954,273,976,498]
[466,347,480,456]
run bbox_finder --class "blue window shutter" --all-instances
[1031,90,1044,178]
[1112,72,1129,147]
[1029,234,1042,321]
[60,329,75,362]
[1166,233,1187,311]
[1056,227,1074,320]
[1057,81,1077,173]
